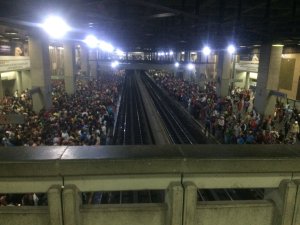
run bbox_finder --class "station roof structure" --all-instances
[0,0,299,50]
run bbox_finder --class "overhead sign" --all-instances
[0,114,25,124]
[0,56,30,72]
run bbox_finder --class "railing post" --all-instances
[166,182,183,225]
[63,184,81,225]
[183,182,197,225]
[48,185,63,225]
[265,180,297,225]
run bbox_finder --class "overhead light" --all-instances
[150,12,176,18]
[111,61,119,68]
[253,45,261,47]
[272,44,284,47]
[169,51,174,55]
[84,35,98,48]
[12,37,20,40]
[174,62,179,68]
[239,45,246,48]
[202,46,211,56]
[5,31,17,35]
[187,63,195,70]
[227,44,236,54]
[181,51,185,54]
[98,40,114,52]
[42,16,71,39]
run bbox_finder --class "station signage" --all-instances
[0,56,30,72]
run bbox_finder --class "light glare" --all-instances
[169,51,174,55]
[187,63,195,70]
[202,46,211,56]
[84,35,98,48]
[116,49,125,56]
[227,44,236,54]
[42,16,70,39]
[111,61,119,68]
[99,41,114,52]
[174,62,179,67]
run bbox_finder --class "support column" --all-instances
[0,76,3,98]
[165,182,183,225]
[264,180,297,225]
[63,185,81,225]
[48,185,63,225]
[29,36,52,112]
[254,44,283,116]
[183,182,197,225]
[89,49,97,78]
[80,45,88,76]
[63,41,76,95]
[216,51,232,97]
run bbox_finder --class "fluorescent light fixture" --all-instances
[272,44,284,47]
[187,63,195,70]
[111,61,119,68]
[169,51,174,55]
[42,16,70,39]
[84,35,98,48]
[181,51,185,54]
[174,62,179,67]
[227,44,236,54]
[98,40,114,52]
[240,45,246,48]
[202,46,211,56]
[253,44,261,47]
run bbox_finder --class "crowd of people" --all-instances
[0,72,124,206]
[150,71,300,144]
[0,72,124,147]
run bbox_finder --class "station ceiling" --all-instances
[0,0,299,50]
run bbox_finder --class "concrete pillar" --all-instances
[183,182,197,225]
[165,182,183,225]
[29,36,52,112]
[48,185,63,225]
[254,44,283,116]
[216,51,232,97]
[80,45,88,76]
[245,72,250,89]
[292,180,300,225]
[264,180,297,225]
[63,41,76,95]
[63,185,81,225]
[89,49,97,78]
[0,76,3,98]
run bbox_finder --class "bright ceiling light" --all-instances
[169,51,174,55]
[84,35,98,48]
[111,61,119,68]
[174,62,179,68]
[272,44,284,47]
[227,44,236,54]
[42,16,70,39]
[202,46,211,56]
[187,63,195,70]
[99,40,114,52]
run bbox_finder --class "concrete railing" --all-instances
[1,145,300,225]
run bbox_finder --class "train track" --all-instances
[141,71,207,144]
[113,70,154,145]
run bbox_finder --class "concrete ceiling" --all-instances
[0,0,299,50]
